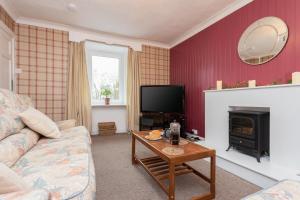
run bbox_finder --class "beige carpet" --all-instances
[91,134,260,200]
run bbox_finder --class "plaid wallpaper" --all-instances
[0,5,15,32]
[13,23,168,121]
[15,24,69,121]
[140,45,170,85]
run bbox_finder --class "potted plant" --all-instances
[101,87,112,105]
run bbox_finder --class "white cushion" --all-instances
[19,107,61,139]
[0,163,28,194]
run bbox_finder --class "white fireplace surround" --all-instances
[201,84,300,188]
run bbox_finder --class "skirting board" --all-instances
[202,156,276,188]
[91,131,128,135]
[212,156,277,188]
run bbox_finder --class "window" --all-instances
[91,56,120,101]
[86,42,127,105]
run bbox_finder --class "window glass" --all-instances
[85,42,127,106]
[91,56,120,102]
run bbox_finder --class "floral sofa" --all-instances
[242,180,300,200]
[0,89,96,200]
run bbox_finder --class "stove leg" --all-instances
[256,155,261,163]
[226,145,232,151]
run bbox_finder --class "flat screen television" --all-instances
[140,85,184,113]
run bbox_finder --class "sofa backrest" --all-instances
[0,89,34,140]
[0,128,40,167]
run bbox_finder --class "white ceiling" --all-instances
[7,0,250,45]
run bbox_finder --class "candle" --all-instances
[248,80,256,88]
[292,72,300,84]
[216,80,222,90]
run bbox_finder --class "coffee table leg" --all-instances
[132,133,137,165]
[210,154,216,198]
[169,163,175,200]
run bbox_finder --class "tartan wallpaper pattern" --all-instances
[140,45,170,85]
[14,23,168,121]
[15,24,69,121]
[0,5,15,32]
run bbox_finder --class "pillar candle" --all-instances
[248,80,256,88]
[216,80,222,90]
[292,72,300,84]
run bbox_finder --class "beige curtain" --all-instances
[66,41,92,132]
[127,48,141,131]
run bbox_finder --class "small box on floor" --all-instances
[98,122,116,135]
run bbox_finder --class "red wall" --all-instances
[170,0,300,137]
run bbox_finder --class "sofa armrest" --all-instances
[56,119,76,131]
[0,189,50,200]
[242,180,300,200]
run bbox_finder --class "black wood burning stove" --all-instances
[226,110,270,162]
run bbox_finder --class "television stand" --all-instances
[139,112,186,137]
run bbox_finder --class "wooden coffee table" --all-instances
[132,131,216,200]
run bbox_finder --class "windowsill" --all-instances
[92,104,127,108]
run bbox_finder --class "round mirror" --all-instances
[238,16,288,65]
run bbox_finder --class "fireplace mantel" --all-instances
[203,84,300,188]
[204,83,300,93]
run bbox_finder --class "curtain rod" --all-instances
[84,39,131,49]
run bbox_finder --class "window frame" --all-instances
[86,46,127,106]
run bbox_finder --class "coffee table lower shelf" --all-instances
[134,156,215,200]
[131,131,216,200]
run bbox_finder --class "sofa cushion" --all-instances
[0,110,25,141]
[0,163,28,194]
[0,89,34,110]
[68,153,96,200]
[0,128,40,167]
[60,126,91,144]
[19,107,61,139]
[0,89,34,140]
[0,189,49,200]
[12,126,91,200]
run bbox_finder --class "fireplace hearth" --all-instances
[226,110,270,162]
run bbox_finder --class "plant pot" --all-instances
[104,98,110,105]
